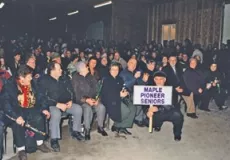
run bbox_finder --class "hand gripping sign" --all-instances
[133,85,172,133]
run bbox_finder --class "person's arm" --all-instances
[119,71,136,89]
[35,82,49,112]
[136,73,148,85]
[1,85,20,119]
[64,76,75,102]
[37,78,58,107]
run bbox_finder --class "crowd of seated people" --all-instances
[0,36,229,160]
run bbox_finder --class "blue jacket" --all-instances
[119,69,147,92]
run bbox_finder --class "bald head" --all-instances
[127,58,137,72]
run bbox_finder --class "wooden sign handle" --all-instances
[149,105,153,133]
[149,116,153,133]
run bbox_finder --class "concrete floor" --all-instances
[6,100,230,160]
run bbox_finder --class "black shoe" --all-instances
[119,128,132,135]
[111,126,118,132]
[187,113,198,119]
[50,139,60,152]
[72,131,85,141]
[134,120,145,127]
[18,150,27,160]
[98,127,108,136]
[154,127,161,132]
[174,136,181,141]
[85,129,91,141]
[37,143,52,153]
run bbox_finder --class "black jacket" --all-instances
[205,70,226,92]
[101,75,123,122]
[162,64,183,88]
[1,78,48,119]
[183,68,205,95]
[38,75,74,106]
[163,64,190,96]
[72,73,97,105]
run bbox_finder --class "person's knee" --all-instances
[83,104,93,115]
[71,104,83,116]
[33,114,44,124]
[50,108,62,120]
[97,103,106,112]
[130,104,137,113]
[172,111,184,121]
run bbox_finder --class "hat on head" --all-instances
[153,71,167,78]
[75,61,86,73]
[51,52,60,60]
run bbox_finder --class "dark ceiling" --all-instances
[1,0,109,19]
[0,0,112,38]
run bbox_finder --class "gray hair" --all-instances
[75,61,86,73]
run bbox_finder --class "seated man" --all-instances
[119,58,149,127]
[147,71,184,141]
[2,65,51,160]
[72,62,107,141]
[38,62,84,152]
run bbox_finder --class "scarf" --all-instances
[17,80,36,108]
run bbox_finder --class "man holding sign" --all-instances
[146,71,184,141]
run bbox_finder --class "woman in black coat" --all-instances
[101,63,136,135]
[183,58,206,107]
[199,62,228,111]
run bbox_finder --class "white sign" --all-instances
[133,85,172,105]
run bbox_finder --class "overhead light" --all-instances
[49,17,57,21]
[67,10,79,16]
[0,2,5,9]
[94,1,112,8]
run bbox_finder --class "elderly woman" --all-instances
[182,58,206,118]
[101,62,136,135]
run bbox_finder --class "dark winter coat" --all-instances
[38,75,74,106]
[101,75,123,122]
[71,73,97,105]
[183,68,206,95]
[1,78,48,119]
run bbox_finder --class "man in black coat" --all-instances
[163,55,197,118]
[38,62,84,152]
[162,55,184,105]
[146,71,184,141]
[2,65,51,160]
